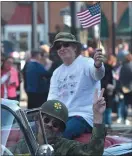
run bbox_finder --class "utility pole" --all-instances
[70,1,77,38]
[75,2,86,42]
[112,2,117,55]
[31,1,38,49]
[44,2,49,44]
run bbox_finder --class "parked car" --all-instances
[1,99,132,156]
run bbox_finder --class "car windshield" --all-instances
[1,106,30,156]
[25,109,40,139]
[25,109,47,145]
[1,108,19,146]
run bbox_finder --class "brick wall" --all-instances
[1,2,129,51]
[49,1,69,32]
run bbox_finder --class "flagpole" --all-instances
[98,25,101,49]
[98,7,101,49]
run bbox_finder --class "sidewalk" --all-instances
[19,81,27,110]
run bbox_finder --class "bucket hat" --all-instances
[51,32,81,49]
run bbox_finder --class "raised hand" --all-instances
[93,48,104,68]
[93,88,106,124]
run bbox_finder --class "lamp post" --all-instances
[128,2,132,52]
[31,1,38,49]
[44,2,49,44]
[70,1,77,38]
[112,2,117,55]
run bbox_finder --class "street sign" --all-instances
[60,7,70,16]
[63,15,71,27]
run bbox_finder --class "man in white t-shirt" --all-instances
[48,32,105,139]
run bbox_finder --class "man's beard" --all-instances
[45,127,62,143]
[37,127,57,145]
[45,127,56,139]
[36,122,62,144]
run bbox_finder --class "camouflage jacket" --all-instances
[10,124,106,156]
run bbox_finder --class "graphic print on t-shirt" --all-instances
[57,74,78,98]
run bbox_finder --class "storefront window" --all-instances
[19,32,28,51]
[8,32,16,42]
[7,32,18,51]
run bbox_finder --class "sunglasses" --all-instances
[55,42,70,50]
[43,116,61,129]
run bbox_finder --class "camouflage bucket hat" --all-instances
[51,32,81,49]
[40,100,68,130]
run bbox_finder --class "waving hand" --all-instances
[93,88,106,124]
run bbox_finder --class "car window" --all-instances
[1,107,30,156]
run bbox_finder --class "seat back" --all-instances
[1,129,23,147]
[74,133,131,148]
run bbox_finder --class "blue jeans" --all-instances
[117,100,128,120]
[103,108,112,125]
[62,116,92,139]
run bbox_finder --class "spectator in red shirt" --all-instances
[1,56,19,100]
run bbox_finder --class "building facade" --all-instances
[1,1,131,52]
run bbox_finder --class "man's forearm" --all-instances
[83,124,106,156]
[69,124,106,156]
[94,114,103,124]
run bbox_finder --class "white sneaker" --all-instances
[125,119,131,125]
[117,118,122,124]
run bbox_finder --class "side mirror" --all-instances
[36,144,54,156]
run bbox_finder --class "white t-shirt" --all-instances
[48,55,105,127]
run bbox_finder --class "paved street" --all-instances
[19,81,27,109]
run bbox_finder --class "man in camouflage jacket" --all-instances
[10,88,106,156]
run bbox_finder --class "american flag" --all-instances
[77,3,101,29]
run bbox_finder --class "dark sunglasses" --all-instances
[55,42,70,50]
[43,116,60,129]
